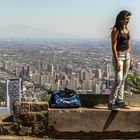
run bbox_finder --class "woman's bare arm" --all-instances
[111,28,119,63]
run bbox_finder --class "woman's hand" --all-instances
[116,61,121,71]
[129,57,134,70]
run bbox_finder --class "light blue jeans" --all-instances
[109,51,130,104]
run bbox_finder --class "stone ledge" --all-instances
[0,136,47,140]
[79,94,140,107]
[48,107,140,133]
[13,111,48,126]
[0,123,18,135]
[13,102,49,114]
[47,130,140,139]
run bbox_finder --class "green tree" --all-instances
[39,90,50,102]
[126,73,140,94]
[0,82,6,102]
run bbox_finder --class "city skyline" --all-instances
[0,39,139,99]
[0,0,140,39]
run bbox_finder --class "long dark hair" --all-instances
[113,10,132,31]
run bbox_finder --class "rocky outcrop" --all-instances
[13,102,49,114]
[0,102,49,136]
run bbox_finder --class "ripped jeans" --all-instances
[109,51,130,104]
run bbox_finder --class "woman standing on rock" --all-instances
[108,10,133,110]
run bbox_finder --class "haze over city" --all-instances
[0,0,140,39]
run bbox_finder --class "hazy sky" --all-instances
[0,0,140,39]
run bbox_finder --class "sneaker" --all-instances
[108,103,120,111]
[116,101,130,109]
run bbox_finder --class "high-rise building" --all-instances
[66,78,79,90]
[47,64,53,74]
[94,68,102,79]
[0,62,4,69]
[136,62,140,76]
[15,65,21,77]
[106,63,111,74]
[65,67,72,75]
[56,79,66,90]
[104,63,112,78]
[105,78,114,89]
[32,74,41,85]
[40,75,48,86]
[82,80,95,90]
[46,75,54,83]
[4,61,12,72]
[92,83,101,94]
[56,64,61,73]
[79,69,91,81]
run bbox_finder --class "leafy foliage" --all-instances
[126,73,140,94]
[0,82,6,102]
[39,90,50,102]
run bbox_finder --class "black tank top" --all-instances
[117,31,130,51]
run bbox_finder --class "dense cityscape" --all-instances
[0,38,140,104]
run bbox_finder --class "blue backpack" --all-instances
[49,88,81,108]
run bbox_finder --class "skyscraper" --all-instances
[136,62,140,76]
[95,68,102,79]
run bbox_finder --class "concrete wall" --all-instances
[0,94,140,139]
